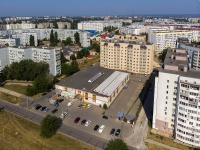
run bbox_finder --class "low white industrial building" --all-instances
[55,63,129,107]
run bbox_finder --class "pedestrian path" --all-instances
[146,139,180,150]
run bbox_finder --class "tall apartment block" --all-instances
[149,30,192,54]
[153,48,200,146]
[0,47,61,76]
[100,39,154,74]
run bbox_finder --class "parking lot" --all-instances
[31,73,148,142]
[31,95,124,140]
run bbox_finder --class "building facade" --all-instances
[153,48,200,147]
[0,47,61,76]
[79,31,91,47]
[78,20,122,32]
[100,39,154,74]
[0,37,20,46]
[6,23,35,30]
[149,30,192,54]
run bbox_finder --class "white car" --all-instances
[98,125,105,133]
[60,111,68,120]
[67,102,73,107]
[87,104,91,108]
[85,120,91,126]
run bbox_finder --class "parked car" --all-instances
[94,125,99,131]
[74,117,81,123]
[115,129,121,136]
[51,109,58,114]
[98,125,105,133]
[44,107,51,112]
[78,104,82,108]
[82,103,87,108]
[60,111,68,120]
[87,104,91,108]
[0,106,4,111]
[102,115,108,119]
[67,102,73,107]
[41,106,46,111]
[81,119,87,125]
[110,128,115,136]
[58,99,64,103]
[42,92,47,96]
[85,120,91,126]
[34,104,42,110]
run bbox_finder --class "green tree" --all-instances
[92,43,100,53]
[40,115,61,138]
[158,49,168,62]
[53,22,58,29]
[54,32,58,46]
[66,37,72,45]
[103,103,107,110]
[106,139,128,150]
[74,32,80,44]
[35,24,38,28]
[33,74,50,93]
[29,35,35,46]
[70,54,76,60]
[61,52,67,63]
[50,30,54,46]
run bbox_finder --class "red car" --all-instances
[74,117,81,123]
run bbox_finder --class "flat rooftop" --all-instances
[56,62,117,96]
[101,39,152,45]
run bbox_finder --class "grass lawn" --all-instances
[0,111,96,150]
[78,55,100,70]
[0,92,23,104]
[146,143,168,150]
[147,129,193,150]
[3,85,27,95]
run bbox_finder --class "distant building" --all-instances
[188,18,200,23]
[114,34,146,42]
[0,46,61,76]
[6,23,35,30]
[78,20,123,32]
[20,32,38,46]
[0,24,6,30]
[79,31,91,47]
[100,39,154,74]
[57,22,71,29]
[0,36,20,47]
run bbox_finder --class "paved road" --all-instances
[0,100,137,150]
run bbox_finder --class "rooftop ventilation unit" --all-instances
[88,72,102,83]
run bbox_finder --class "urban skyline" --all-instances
[0,0,200,17]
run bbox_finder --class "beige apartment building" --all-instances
[100,39,154,74]
[114,34,146,42]
[57,22,71,29]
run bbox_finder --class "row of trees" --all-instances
[50,30,58,46]
[103,26,118,33]
[61,60,80,77]
[88,42,100,53]
[77,49,90,59]
[158,48,168,62]
[29,35,35,46]
[62,37,72,46]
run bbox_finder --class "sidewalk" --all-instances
[146,139,180,150]
[0,87,35,107]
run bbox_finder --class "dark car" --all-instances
[58,99,64,103]
[102,115,108,119]
[41,106,46,111]
[115,129,121,136]
[94,125,99,131]
[81,119,87,125]
[78,104,82,108]
[0,106,4,111]
[51,109,58,114]
[110,128,115,136]
[34,104,42,110]
[74,117,81,123]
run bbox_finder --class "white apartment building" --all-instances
[0,47,61,76]
[6,23,35,30]
[149,30,192,54]
[119,26,141,35]
[79,31,91,47]
[20,32,38,46]
[0,37,20,46]
[153,48,200,147]
[100,39,154,74]
[78,20,123,32]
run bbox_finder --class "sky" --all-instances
[0,0,200,17]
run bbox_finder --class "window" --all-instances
[166,91,168,94]
[167,80,169,83]
[167,85,169,88]
[166,96,168,99]
[166,101,167,104]
[165,112,167,115]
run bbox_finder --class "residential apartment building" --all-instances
[100,39,154,74]
[119,26,141,35]
[149,30,192,54]
[6,23,35,30]
[0,24,6,30]
[78,20,122,32]
[0,37,20,46]
[177,38,200,70]
[0,46,61,76]
[79,31,91,47]
[114,34,146,42]
[20,32,38,46]
[37,22,53,29]
[153,48,200,147]
[57,22,71,29]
